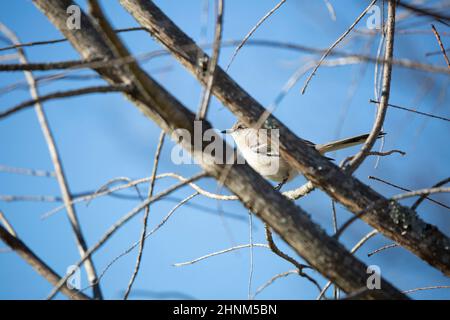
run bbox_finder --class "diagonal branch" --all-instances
[34,0,408,299]
[196,0,224,120]
[0,84,131,119]
[119,0,450,277]
[225,0,286,70]
[301,0,377,94]
[0,223,90,300]
[347,0,396,172]
[0,22,103,299]
[124,131,165,299]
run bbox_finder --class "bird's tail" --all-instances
[316,132,385,154]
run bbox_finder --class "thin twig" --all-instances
[369,176,450,210]
[393,187,450,201]
[345,0,396,173]
[335,187,450,239]
[196,0,224,120]
[124,131,165,299]
[0,165,55,177]
[367,243,398,257]
[301,0,377,94]
[411,177,450,211]
[2,38,449,78]
[262,56,366,123]
[0,84,131,119]
[317,229,379,300]
[264,224,321,292]
[0,224,90,300]
[340,149,405,169]
[0,22,104,299]
[46,172,206,300]
[86,176,144,207]
[79,192,199,296]
[403,285,450,294]
[0,26,148,52]
[225,0,286,70]
[264,224,308,272]
[41,172,229,219]
[248,211,254,300]
[431,24,450,69]
[397,1,450,25]
[346,0,396,172]
[426,46,450,57]
[370,99,450,123]
[0,58,101,71]
[173,243,269,267]
[252,269,298,299]
[331,200,339,299]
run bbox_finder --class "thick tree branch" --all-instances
[33,0,408,299]
[0,224,90,300]
[119,0,450,277]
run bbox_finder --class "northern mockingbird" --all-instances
[222,120,383,190]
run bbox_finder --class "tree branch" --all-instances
[0,84,131,119]
[34,0,408,299]
[0,22,103,299]
[0,223,90,300]
[119,0,450,277]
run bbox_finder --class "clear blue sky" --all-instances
[0,0,449,299]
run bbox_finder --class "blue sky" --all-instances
[0,0,449,299]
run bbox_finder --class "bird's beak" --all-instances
[221,129,233,134]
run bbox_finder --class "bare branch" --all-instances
[0,84,131,119]
[335,187,450,239]
[403,285,450,294]
[35,0,410,299]
[369,176,450,211]
[301,0,377,94]
[225,0,286,70]
[124,131,165,299]
[0,164,55,177]
[118,0,450,278]
[0,22,104,299]
[0,223,90,300]
[196,0,224,120]
[264,223,321,292]
[317,230,379,300]
[369,99,450,123]
[0,58,99,71]
[173,244,269,267]
[347,0,396,172]
[397,1,450,24]
[46,172,206,299]
[367,243,398,257]
[431,24,450,69]
[0,26,148,52]
[79,192,199,295]
[41,172,220,219]
[252,269,298,299]
[412,177,450,211]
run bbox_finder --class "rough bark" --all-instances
[32,0,409,299]
[119,0,450,276]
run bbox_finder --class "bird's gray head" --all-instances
[221,120,249,135]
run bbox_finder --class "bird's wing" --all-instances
[248,142,280,157]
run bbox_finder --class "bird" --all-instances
[222,120,384,190]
